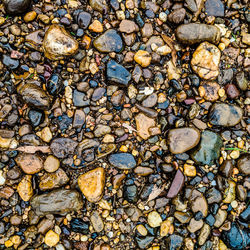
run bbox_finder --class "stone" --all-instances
[90,211,104,232]
[236,72,248,91]
[135,113,156,140]
[109,153,136,169]
[166,169,185,198]
[77,11,91,29]
[73,110,85,129]
[206,187,222,204]
[184,164,196,177]
[47,74,64,95]
[3,55,19,69]
[135,236,154,249]
[209,103,243,127]
[3,0,31,14]
[237,155,250,175]
[94,125,111,137]
[70,218,89,234]
[136,225,148,236]
[198,82,220,102]
[73,90,90,107]
[44,155,60,173]
[225,84,240,99]
[93,29,123,53]
[134,50,151,67]
[15,153,43,174]
[141,23,153,37]
[39,168,69,191]
[188,218,204,233]
[37,127,52,143]
[242,33,250,46]
[198,224,210,246]
[107,60,131,86]
[205,0,224,17]
[168,128,200,154]
[168,8,186,24]
[50,138,78,158]
[89,20,103,33]
[191,42,221,80]
[17,175,33,201]
[78,167,105,203]
[90,0,108,13]
[43,25,79,60]
[174,211,191,224]
[124,185,138,203]
[214,209,227,227]
[176,24,221,45]
[44,230,60,247]
[31,189,83,216]
[119,20,139,33]
[189,189,208,217]
[165,234,183,249]
[222,180,236,203]
[17,83,50,110]
[191,130,223,166]
[219,160,233,177]
[147,211,162,228]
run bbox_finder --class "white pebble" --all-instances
[159,12,167,22]
[56,244,65,250]
[0,171,5,185]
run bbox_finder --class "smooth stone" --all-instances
[50,138,78,158]
[168,128,200,154]
[93,29,123,53]
[222,223,250,250]
[77,11,91,29]
[240,206,250,222]
[168,8,186,24]
[236,185,247,201]
[78,167,105,203]
[176,24,221,45]
[18,83,50,110]
[134,167,153,176]
[44,155,60,173]
[94,125,111,137]
[44,230,59,247]
[73,110,85,129]
[119,20,139,33]
[47,74,63,95]
[3,55,19,69]
[198,81,220,102]
[31,189,83,216]
[189,189,208,217]
[17,175,33,201]
[70,218,89,234]
[90,0,108,13]
[135,104,158,118]
[107,60,131,86]
[198,224,211,246]
[28,110,44,126]
[135,236,154,249]
[214,208,227,227]
[134,50,151,67]
[147,211,162,228]
[124,184,138,203]
[205,0,224,17]
[236,72,248,91]
[191,130,223,166]
[191,42,221,80]
[225,84,240,99]
[160,220,171,236]
[174,211,191,224]
[3,0,31,14]
[222,180,236,203]
[90,211,104,232]
[39,168,69,191]
[166,169,185,198]
[188,218,204,233]
[209,103,243,127]
[73,90,90,107]
[237,155,250,175]
[142,93,157,108]
[43,24,78,60]
[135,113,156,140]
[108,153,136,170]
[219,160,233,177]
[15,153,43,174]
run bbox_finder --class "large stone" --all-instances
[78,167,105,203]
[93,29,123,53]
[109,153,136,170]
[209,103,243,127]
[17,83,50,110]
[191,130,222,166]
[135,113,156,140]
[176,24,221,45]
[3,0,31,15]
[191,42,221,80]
[31,189,83,216]
[43,25,79,60]
[107,60,131,86]
[50,138,78,158]
[168,127,200,154]
[15,153,44,174]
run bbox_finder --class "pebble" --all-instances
[78,167,105,203]
[147,211,162,228]
[176,24,221,45]
[90,0,108,13]
[31,189,83,216]
[77,11,91,29]
[17,175,33,201]
[205,0,225,17]
[168,128,200,154]
[191,42,221,80]
[44,155,60,173]
[89,20,103,33]
[184,164,196,177]
[237,155,250,175]
[166,169,185,198]
[168,8,186,24]
[45,230,60,247]
[198,224,211,246]
[3,0,31,14]
[136,225,148,236]
[135,113,156,140]
[209,103,243,127]
[50,138,78,158]
[134,50,151,67]
[225,84,240,99]
[90,211,104,232]
[190,190,208,217]
[188,218,204,233]
[109,153,136,169]
[43,25,79,60]
[214,209,227,227]
[198,82,220,102]
[119,20,139,33]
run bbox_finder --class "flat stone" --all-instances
[43,24,78,60]
[168,127,200,154]
[188,218,204,233]
[214,208,227,227]
[93,29,123,53]
[174,211,191,224]
[90,211,104,232]
[209,103,243,127]
[119,20,139,33]
[205,0,224,17]
[135,113,156,140]
[31,189,83,216]
[237,155,250,175]
[107,60,131,86]
[15,153,44,174]
[17,175,33,201]
[168,8,186,24]
[78,167,105,203]
[73,90,90,107]
[191,130,223,166]
[166,169,185,198]
[176,24,221,45]
[191,42,221,80]
[50,138,78,158]
[108,153,136,169]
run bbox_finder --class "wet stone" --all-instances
[93,29,123,53]
[225,84,240,99]
[135,113,156,140]
[90,0,108,13]
[237,155,250,175]
[124,184,138,203]
[168,8,186,24]
[209,103,243,127]
[219,160,233,177]
[77,11,91,29]
[3,0,31,14]
[191,130,222,166]
[50,138,78,158]
[17,175,33,201]
[166,169,185,198]
[165,234,183,250]
[3,55,19,69]
[73,90,90,107]
[135,236,154,249]
[70,218,89,234]
[109,153,136,169]
[199,82,220,102]
[176,24,221,45]
[47,74,63,95]
[31,189,83,216]
[90,211,104,232]
[205,0,224,17]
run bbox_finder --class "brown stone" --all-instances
[119,20,139,34]
[198,81,220,101]
[17,175,33,201]
[166,169,185,198]
[225,84,240,99]
[135,113,156,140]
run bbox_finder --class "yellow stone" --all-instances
[44,230,60,247]
[17,175,33,201]
[218,88,225,97]
[5,240,13,248]
[24,11,37,22]
[136,225,147,236]
[10,235,21,245]
[184,164,196,177]
[0,17,5,26]
[223,180,236,203]
[103,134,115,143]
[37,127,52,143]
[230,150,240,159]
[160,220,171,237]
[120,145,128,152]
[89,20,103,33]
[0,136,13,149]
[242,33,250,46]
[44,155,60,173]
[78,167,105,203]
[219,240,228,250]
[147,211,162,228]
[134,50,151,67]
